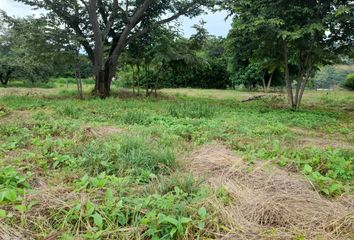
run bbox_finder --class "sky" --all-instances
[1,0,232,37]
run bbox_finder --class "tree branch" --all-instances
[126,2,201,45]
[109,0,154,60]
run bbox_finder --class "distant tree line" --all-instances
[0,12,93,86]
[0,0,353,107]
[118,21,230,95]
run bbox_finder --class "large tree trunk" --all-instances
[0,79,8,86]
[0,70,11,86]
[94,59,117,98]
[94,70,111,98]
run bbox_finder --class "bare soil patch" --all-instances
[186,144,354,239]
[299,137,354,151]
[83,126,124,138]
[290,127,354,151]
[0,110,32,124]
[0,87,57,97]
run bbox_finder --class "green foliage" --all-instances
[299,149,353,196]
[81,135,175,179]
[231,62,263,88]
[167,102,215,119]
[121,110,152,125]
[312,65,348,89]
[225,0,353,106]
[344,73,354,90]
[120,28,230,91]
[0,166,30,203]
[0,16,55,85]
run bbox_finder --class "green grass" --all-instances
[0,80,56,89]
[81,135,176,179]
[0,85,353,239]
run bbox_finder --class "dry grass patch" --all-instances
[186,144,354,239]
[83,126,124,138]
[18,183,87,238]
[299,137,354,151]
[0,223,33,240]
[0,110,32,124]
[0,88,57,97]
[290,127,354,151]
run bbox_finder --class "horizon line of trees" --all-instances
[1,0,353,108]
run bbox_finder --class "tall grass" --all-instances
[81,135,176,178]
[167,101,215,119]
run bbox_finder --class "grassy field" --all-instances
[0,83,353,239]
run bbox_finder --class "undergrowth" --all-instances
[0,88,353,239]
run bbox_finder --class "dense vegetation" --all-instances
[345,73,354,90]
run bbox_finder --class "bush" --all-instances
[344,73,354,90]
[160,58,231,89]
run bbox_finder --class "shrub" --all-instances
[344,73,354,90]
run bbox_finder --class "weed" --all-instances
[0,166,30,203]
[167,101,215,119]
[121,110,152,125]
[81,135,176,178]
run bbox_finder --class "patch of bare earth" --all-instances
[83,126,124,138]
[290,127,354,151]
[186,144,354,239]
[0,110,32,124]
[0,88,57,97]
[299,137,354,151]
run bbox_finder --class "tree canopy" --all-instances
[16,0,213,97]
[225,0,354,107]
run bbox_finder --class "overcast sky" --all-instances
[1,0,232,37]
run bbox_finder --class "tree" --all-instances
[119,29,230,91]
[17,0,212,98]
[0,15,16,86]
[0,13,55,86]
[224,0,353,108]
[189,19,209,50]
